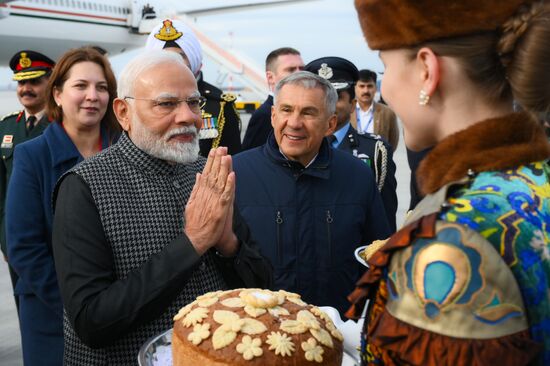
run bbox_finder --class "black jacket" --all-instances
[242,95,273,150]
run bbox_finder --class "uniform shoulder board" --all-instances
[1,111,21,121]
[366,133,382,140]
[221,92,237,103]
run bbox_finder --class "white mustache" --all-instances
[166,126,198,140]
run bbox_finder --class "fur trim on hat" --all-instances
[355,0,533,50]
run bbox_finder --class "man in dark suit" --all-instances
[305,57,397,231]
[145,18,242,156]
[241,47,304,150]
[0,50,54,311]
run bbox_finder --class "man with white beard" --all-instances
[51,50,272,365]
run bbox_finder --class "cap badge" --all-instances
[154,19,183,41]
[318,63,333,80]
[19,52,32,69]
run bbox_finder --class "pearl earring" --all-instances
[419,90,430,106]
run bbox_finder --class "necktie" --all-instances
[26,115,37,132]
[327,135,337,147]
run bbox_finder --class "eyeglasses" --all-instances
[124,96,207,116]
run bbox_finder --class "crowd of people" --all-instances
[0,1,549,365]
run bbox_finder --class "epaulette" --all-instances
[1,111,21,122]
[221,92,237,103]
[366,133,382,140]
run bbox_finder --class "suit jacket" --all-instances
[336,125,397,232]
[198,77,242,156]
[351,102,400,151]
[242,95,273,150]
[0,111,48,256]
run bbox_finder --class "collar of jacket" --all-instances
[48,121,113,168]
[417,112,550,195]
[116,132,203,177]
[47,121,83,168]
[263,131,331,179]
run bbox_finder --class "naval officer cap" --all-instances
[144,18,203,75]
[304,56,359,91]
[9,50,55,81]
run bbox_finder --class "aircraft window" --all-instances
[93,3,97,11]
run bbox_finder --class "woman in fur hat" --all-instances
[347,1,550,365]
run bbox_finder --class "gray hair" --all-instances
[117,50,188,98]
[274,71,338,115]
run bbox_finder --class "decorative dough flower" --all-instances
[196,291,221,307]
[182,307,209,327]
[174,303,194,321]
[268,306,290,317]
[236,336,263,360]
[240,289,279,309]
[309,307,331,323]
[221,297,246,308]
[211,310,267,350]
[301,338,324,363]
[266,331,295,357]
[187,323,211,345]
[286,296,307,306]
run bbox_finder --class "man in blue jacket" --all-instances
[233,71,391,315]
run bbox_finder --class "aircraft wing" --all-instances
[178,0,317,17]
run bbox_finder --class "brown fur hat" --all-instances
[355,0,533,50]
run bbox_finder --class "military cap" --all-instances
[9,50,55,81]
[355,0,532,50]
[145,19,203,75]
[304,56,359,90]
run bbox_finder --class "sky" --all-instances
[0,0,383,97]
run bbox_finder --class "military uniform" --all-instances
[2,50,54,315]
[336,125,397,231]
[305,56,398,231]
[198,76,242,157]
[0,111,49,256]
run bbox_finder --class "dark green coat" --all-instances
[0,111,48,255]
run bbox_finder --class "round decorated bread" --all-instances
[172,288,344,365]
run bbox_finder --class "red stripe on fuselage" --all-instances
[3,4,126,23]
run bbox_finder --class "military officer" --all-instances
[1,50,55,310]
[305,57,397,231]
[145,18,242,156]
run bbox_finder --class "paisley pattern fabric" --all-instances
[440,162,550,364]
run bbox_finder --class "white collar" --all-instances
[25,110,46,122]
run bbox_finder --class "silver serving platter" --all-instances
[138,329,360,366]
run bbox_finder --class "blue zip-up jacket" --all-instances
[233,133,391,315]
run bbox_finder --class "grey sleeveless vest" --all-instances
[62,133,226,365]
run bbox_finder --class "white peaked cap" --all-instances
[144,18,203,75]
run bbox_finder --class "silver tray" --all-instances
[138,329,360,366]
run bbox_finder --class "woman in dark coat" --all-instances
[6,47,119,366]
